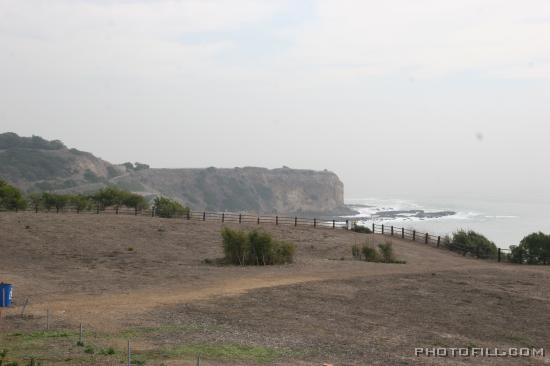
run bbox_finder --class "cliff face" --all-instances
[112,167,352,215]
[1,133,352,215]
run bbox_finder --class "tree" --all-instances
[68,194,92,211]
[0,179,27,210]
[153,196,189,218]
[91,187,127,208]
[123,193,148,210]
[510,232,550,264]
[448,230,497,259]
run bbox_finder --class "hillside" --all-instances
[0,133,352,215]
[1,213,549,365]
[0,132,123,191]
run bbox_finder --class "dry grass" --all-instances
[1,213,549,365]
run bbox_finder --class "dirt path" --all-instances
[0,212,539,331]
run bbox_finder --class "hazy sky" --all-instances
[1,0,549,201]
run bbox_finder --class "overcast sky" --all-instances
[1,0,549,201]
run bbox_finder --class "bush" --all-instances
[351,224,372,234]
[153,196,189,218]
[509,232,550,264]
[447,230,497,259]
[378,242,395,263]
[351,244,361,259]
[221,227,295,265]
[221,227,249,265]
[361,245,379,262]
[0,180,27,210]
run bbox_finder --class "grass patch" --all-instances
[138,343,292,363]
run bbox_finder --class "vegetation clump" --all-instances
[509,232,550,264]
[352,241,404,263]
[153,196,189,218]
[0,180,27,210]
[221,227,295,265]
[446,230,497,259]
[351,224,372,234]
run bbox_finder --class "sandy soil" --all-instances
[1,212,549,365]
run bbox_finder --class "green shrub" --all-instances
[221,227,249,265]
[351,224,372,234]
[448,230,497,259]
[221,228,295,265]
[0,180,27,210]
[272,240,295,265]
[361,245,379,262]
[153,196,189,218]
[378,242,395,263]
[351,244,361,259]
[509,232,550,264]
[84,345,94,354]
[100,347,116,355]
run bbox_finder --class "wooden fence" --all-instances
[2,206,511,262]
[372,223,510,262]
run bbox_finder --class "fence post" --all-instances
[276,216,279,225]
[196,354,201,366]
[222,213,225,223]
[203,212,206,221]
[402,228,405,238]
[128,339,131,366]
[239,214,242,224]
[391,226,394,236]
[116,207,119,215]
[314,218,317,228]
[381,224,384,235]
[96,204,100,214]
[372,223,375,233]
[257,216,260,224]
[425,233,429,244]
[333,219,335,229]
[437,236,441,247]
[79,323,83,344]
[294,217,297,226]
[46,309,50,330]
[135,208,138,216]
[186,210,190,220]
[498,248,501,262]
[413,230,416,241]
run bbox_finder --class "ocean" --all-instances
[344,196,550,249]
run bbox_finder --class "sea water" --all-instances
[345,196,550,249]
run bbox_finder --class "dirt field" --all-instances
[1,212,549,365]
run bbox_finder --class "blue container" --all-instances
[0,283,12,307]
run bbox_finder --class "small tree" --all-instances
[153,196,189,218]
[448,230,497,259]
[123,193,148,210]
[68,194,92,211]
[510,232,550,264]
[0,179,27,210]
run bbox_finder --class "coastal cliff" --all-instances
[0,133,353,215]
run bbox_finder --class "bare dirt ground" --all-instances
[1,212,550,365]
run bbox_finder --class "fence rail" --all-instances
[1,206,511,262]
[372,223,510,262]
[0,205,352,230]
